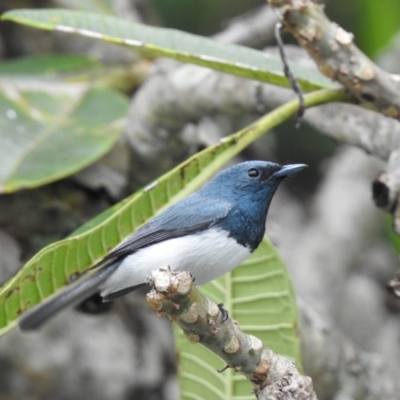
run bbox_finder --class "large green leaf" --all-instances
[2,9,334,91]
[176,237,301,399]
[0,84,128,193]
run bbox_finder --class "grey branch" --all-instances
[146,267,318,400]
[300,300,399,400]
[268,0,400,119]
[284,146,383,314]
[372,149,400,232]
[266,0,400,232]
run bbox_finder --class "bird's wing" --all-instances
[103,195,233,262]
[19,195,232,330]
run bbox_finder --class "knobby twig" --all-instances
[268,0,400,119]
[146,267,317,400]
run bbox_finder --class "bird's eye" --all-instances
[248,168,260,178]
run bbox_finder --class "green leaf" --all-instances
[2,9,334,91]
[0,89,343,350]
[176,237,301,399]
[0,85,128,193]
[0,54,100,77]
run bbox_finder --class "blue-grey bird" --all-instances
[19,160,306,330]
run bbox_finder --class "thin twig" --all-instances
[274,22,305,128]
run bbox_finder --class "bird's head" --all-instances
[197,161,307,250]
[202,160,307,206]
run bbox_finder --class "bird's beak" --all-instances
[273,163,307,178]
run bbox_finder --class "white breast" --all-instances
[100,228,251,298]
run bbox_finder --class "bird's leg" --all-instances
[217,303,229,322]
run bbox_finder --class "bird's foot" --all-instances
[217,303,229,322]
[188,271,196,283]
[217,364,230,373]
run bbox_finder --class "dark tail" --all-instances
[19,262,120,331]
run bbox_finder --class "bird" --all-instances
[19,160,306,330]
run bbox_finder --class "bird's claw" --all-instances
[217,364,230,373]
[217,303,229,322]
